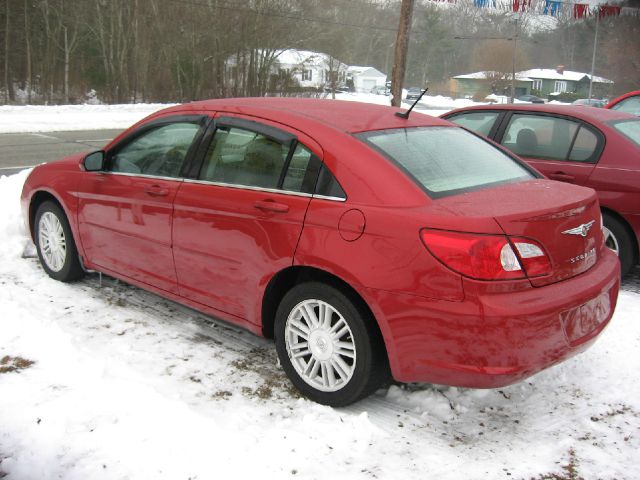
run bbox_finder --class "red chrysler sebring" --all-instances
[21,98,620,406]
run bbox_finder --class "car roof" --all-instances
[444,103,636,124]
[161,97,451,134]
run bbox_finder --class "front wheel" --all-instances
[603,213,636,277]
[275,282,388,407]
[34,200,85,282]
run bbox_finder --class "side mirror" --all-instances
[83,151,105,172]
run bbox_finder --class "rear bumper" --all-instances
[370,249,620,387]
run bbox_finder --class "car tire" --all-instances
[275,282,388,407]
[602,212,636,277]
[34,201,85,282]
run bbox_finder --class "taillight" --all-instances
[420,229,551,281]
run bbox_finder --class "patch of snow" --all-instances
[335,92,484,116]
[0,104,173,134]
[0,95,484,134]
[1,170,639,479]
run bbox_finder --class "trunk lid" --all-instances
[428,179,604,286]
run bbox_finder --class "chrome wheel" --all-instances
[603,225,619,256]
[38,211,67,272]
[285,299,356,392]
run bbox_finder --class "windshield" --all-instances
[610,119,640,147]
[357,126,535,198]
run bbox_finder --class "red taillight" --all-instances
[420,229,551,281]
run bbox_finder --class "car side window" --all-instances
[110,122,200,178]
[199,126,289,189]
[282,143,314,192]
[315,164,346,199]
[568,126,598,162]
[500,114,579,161]
[448,112,499,137]
[610,96,640,116]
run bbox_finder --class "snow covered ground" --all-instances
[0,104,174,134]
[1,168,639,479]
[0,94,480,134]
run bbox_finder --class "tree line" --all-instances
[1,0,638,105]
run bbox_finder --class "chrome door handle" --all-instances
[253,199,289,213]
[145,185,170,196]
[548,172,575,182]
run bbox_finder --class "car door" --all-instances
[172,115,322,325]
[496,112,604,185]
[77,115,208,293]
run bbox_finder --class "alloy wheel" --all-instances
[603,225,619,256]
[38,211,67,272]
[285,299,356,392]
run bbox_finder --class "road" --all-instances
[0,129,122,176]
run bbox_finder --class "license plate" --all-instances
[560,291,611,345]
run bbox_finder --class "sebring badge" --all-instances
[562,220,596,237]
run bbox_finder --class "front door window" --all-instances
[110,122,200,178]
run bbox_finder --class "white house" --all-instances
[224,48,347,91]
[274,49,347,89]
[347,66,387,93]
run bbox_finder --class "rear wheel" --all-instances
[34,201,85,282]
[275,282,388,407]
[603,212,636,277]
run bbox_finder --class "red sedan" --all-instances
[21,98,620,406]
[606,90,640,116]
[443,104,640,277]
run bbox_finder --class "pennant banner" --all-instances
[598,5,621,18]
[470,0,640,19]
[573,3,589,19]
[474,0,496,8]
[513,0,532,12]
[621,7,640,16]
[543,0,562,17]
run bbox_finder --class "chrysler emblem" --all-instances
[562,220,595,237]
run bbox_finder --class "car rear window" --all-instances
[610,119,640,147]
[610,96,640,116]
[357,126,535,198]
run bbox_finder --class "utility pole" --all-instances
[510,14,519,104]
[588,13,599,100]
[390,0,415,107]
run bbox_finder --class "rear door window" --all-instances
[447,111,500,137]
[282,143,314,192]
[568,126,599,162]
[501,114,578,160]
[199,126,288,189]
[501,113,601,163]
[199,125,322,194]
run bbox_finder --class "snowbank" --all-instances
[0,104,172,134]
[0,94,483,134]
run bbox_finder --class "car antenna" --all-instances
[395,87,429,119]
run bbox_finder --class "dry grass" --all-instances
[0,355,35,374]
